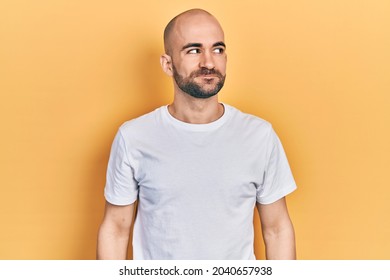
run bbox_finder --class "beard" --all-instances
[172,64,226,99]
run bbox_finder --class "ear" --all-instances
[160,54,173,77]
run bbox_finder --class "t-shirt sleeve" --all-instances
[256,127,297,204]
[104,129,139,205]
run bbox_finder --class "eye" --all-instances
[213,48,225,54]
[187,49,201,54]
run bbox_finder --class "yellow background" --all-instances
[1,0,389,259]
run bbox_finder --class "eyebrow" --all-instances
[213,41,226,48]
[181,41,226,51]
[181,43,202,50]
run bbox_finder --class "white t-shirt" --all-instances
[104,104,297,259]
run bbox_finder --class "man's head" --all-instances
[161,9,227,99]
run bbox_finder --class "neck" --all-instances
[168,91,224,124]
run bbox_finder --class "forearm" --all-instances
[97,222,130,260]
[263,222,296,260]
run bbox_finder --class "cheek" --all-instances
[175,56,199,71]
[217,58,227,74]
[181,64,201,76]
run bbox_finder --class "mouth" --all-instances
[197,74,218,79]
[196,76,218,84]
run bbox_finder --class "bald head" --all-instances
[163,9,224,55]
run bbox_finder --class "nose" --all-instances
[199,51,215,69]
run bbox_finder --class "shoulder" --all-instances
[225,104,273,134]
[118,106,164,137]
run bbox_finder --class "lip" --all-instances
[199,76,218,84]
[198,74,217,78]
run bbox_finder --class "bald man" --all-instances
[97,9,297,260]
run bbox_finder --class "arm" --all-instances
[256,197,296,259]
[97,201,136,259]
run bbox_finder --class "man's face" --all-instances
[168,14,227,99]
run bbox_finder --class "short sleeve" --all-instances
[104,129,139,205]
[256,127,297,204]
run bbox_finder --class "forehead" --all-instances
[172,14,225,48]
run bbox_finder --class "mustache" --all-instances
[191,68,224,78]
